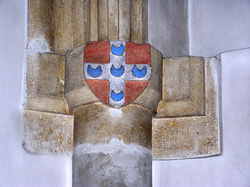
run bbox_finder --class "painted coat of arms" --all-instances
[84,41,151,107]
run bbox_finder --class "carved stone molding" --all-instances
[152,57,221,159]
[24,53,74,155]
[28,0,148,54]
[23,110,74,155]
[26,53,69,114]
[157,57,205,117]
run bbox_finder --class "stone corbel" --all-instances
[152,56,221,159]
[23,0,149,157]
[23,53,74,155]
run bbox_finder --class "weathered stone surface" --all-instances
[119,0,131,41]
[152,57,221,159]
[26,97,69,114]
[28,0,148,51]
[157,56,205,117]
[26,53,69,114]
[131,0,148,43]
[82,0,91,44]
[73,139,152,187]
[28,0,72,54]
[74,102,152,149]
[108,0,119,40]
[28,0,53,53]
[133,46,163,113]
[90,0,98,41]
[23,110,74,155]
[98,0,109,41]
[52,0,73,53]
[72,0,88,48]
[65,44,99,113]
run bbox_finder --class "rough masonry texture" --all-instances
[23,110,73,155]
[74,102,152,148]
[153,57,221,159]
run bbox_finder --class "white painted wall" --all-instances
[148,0,189,57]
[0,1,72,186]
[153,48,250,187]
[189,0,250,57]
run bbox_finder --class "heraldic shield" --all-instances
[84,41,151,107]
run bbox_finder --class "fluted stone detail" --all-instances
[28,0,148,54]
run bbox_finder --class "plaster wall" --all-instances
[189,0,250,57]
[0,1,71,186]
[148,0,189,57]
[153,48,250,187]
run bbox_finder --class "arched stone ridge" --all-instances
[73,102,152,148]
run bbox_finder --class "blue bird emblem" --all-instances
[84,41,151,107]
[110,65,124,77]
[132,65,147,78]
[87,65,102,77]
[111,44,125,56]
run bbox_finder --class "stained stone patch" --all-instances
[73,102,152,149]
[73,139,152,187]
[65,44,99,113]
[23,110,74,155]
